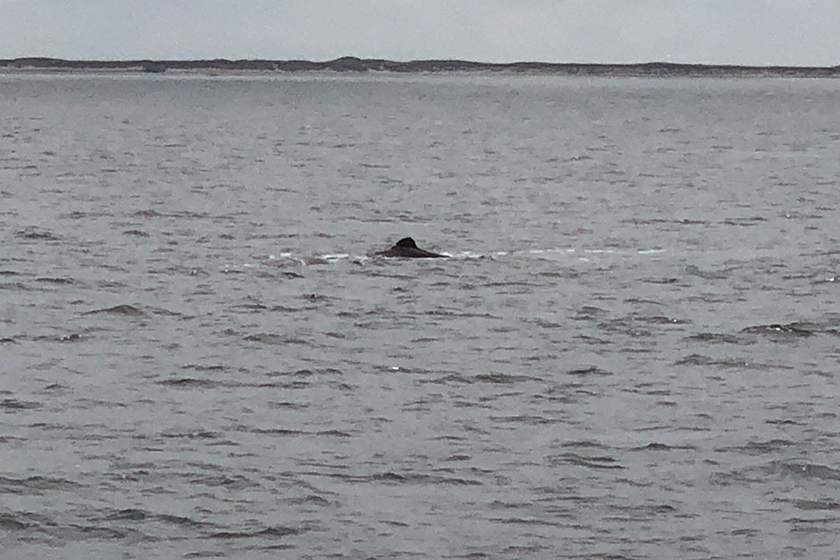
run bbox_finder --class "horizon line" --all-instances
[2,56,840,70]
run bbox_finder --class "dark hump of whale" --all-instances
[395,237,419,249]
[376,237,447,258]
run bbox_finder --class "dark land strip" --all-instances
[2,57,840,78]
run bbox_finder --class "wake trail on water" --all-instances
[223,247,669,270]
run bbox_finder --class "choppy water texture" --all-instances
[2,73,840,559]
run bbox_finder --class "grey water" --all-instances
[1,72,840,559]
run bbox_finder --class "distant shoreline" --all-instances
[2,56,839,78]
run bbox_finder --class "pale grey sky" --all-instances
[2,0,838,66]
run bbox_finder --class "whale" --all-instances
[375,237,447,258]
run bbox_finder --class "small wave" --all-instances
[157,378,218,388]
[716,460,840,487]
[559,440,609,449]
[674,354,790,370]
[187,474,257,490]
[472,372,540,384]
[633,315,690,325]
[644,277,681,284]
[491,516,563,527]
[243,333,311,345]
[549,452,624,470]
[132,209,162,217]
[82,304,145,317]
[147,306,188,317]
[789,499,840,512]
[249,428,306,436]
[317,429,352,438]
[289,494,332,506]
[0,398,41,411]
[722,216,767,226]
[686,332,741,344]
[0,282,32,292]
[769,462,840,481]
[63,523,136,540]
[160,430,220,440]
[102,508,150,522]
[715,439,795,455]
[566,366,613,376]
[572,306,608,320]
[207,525,300,539]
[630,443,696,452]
[182,364,226,372]
[350,471,483,486]
[15,227,61,241]
[741,322,816,338]
[490,414,557,425]
[0,512,30,530]
[685,264,734,280]
[35,277,74,284]
[100,508,210,529]
[0,475,81,493]
[30,333,85,343]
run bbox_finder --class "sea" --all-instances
[1,72,840,559]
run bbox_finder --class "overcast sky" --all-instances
[2,0,838,66]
